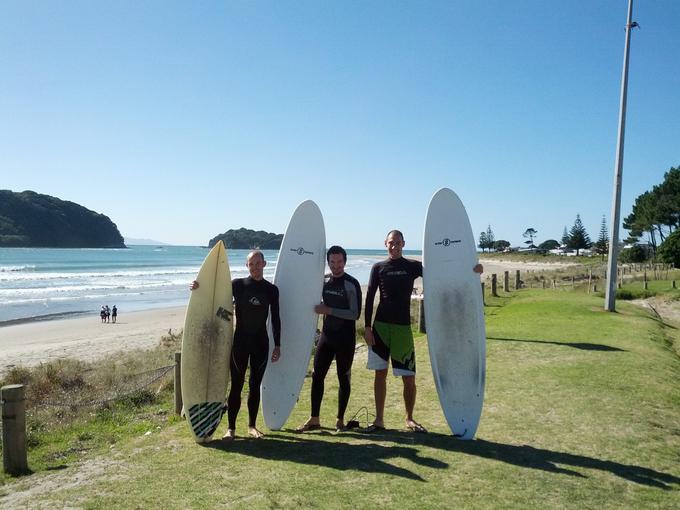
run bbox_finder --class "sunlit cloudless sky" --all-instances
[1,1,678,248]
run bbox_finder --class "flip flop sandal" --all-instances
[295,423,321,433]
[407,422,428,433]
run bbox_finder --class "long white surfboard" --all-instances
[423,187,485,439]
[181,242,233,442]
[261,200,325,430]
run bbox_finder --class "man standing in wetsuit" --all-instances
[363,230,482,433]
[296,246,362,433]
[191,250,281,441]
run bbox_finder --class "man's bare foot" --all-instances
[363,421,386,433]
[222,429,236,441]
[335,419,345,431]
[295,418,321,433]
[406,419,427,433]
[248,427,265,439]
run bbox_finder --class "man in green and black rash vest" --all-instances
[363,230,482,433]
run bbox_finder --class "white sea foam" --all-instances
[0,265,36,272]
[0,267,200,282]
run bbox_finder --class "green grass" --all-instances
[2,291,680,508]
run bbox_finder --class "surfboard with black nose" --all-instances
[423,187,485,439]
[261,200,326,430]
[181,241,233,442]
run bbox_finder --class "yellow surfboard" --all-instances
[181,241,233,442]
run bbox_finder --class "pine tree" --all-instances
[485,225,495,251]
[594,215,609,260]
[523,228,538,250]
[567,214,592,256]
[561,226,570,247]
[478,231,488,252]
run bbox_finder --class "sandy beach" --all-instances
[0,306,186,375]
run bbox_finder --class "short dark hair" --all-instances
[326,245,347,263]
[385,230,404,242]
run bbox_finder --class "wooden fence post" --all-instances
[588,269,592,294]
[174,352,183,416]
[418,298,426,334]
[643,271,648,290]
[503,271,509,292]
[481,282,486,305]
[515,270,521,290]
[2,384,29,475]
[491,274,498,297]
[673,280,676,289]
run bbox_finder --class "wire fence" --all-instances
[27,364,175,409]
[0,363,176,444]
[482,262,678,293]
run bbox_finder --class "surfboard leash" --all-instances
[344,406,373,429]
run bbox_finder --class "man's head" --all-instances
[385,230,405,260]
[246,250,266,280]
[326,245,347,278]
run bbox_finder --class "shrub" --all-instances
[619,245,648,263]
[657,230,680,267]
[616,288,656,300]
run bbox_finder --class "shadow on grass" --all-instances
[204,430,447,481]
[206,429,680,488]
[488,336,626,352]
[345,431,680,490]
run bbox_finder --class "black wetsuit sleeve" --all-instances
[328,278,361,321]
[270,285,281,346]
[364,264,379,327]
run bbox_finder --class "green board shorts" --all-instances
[366,321,416,376]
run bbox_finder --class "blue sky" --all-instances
[1,1,678,248]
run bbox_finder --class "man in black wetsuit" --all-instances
[363,230,482,433]
[296,245,362,433]
[191,250,281,441]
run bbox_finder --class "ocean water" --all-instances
[0,246,421,324]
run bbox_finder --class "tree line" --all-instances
[477,165,678,266]
[478,214,609,257]
[623,166,679,265]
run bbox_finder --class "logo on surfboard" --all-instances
[435,238,461,247]
[291,247,314,256]
[215,307,233,322]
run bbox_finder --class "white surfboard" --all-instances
[261,200,326,430]
[181,242,233,442]
[423,187,485,439]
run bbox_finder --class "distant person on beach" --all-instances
[111,305,117,323]
[100,306,106,323]
[190,250,281,441]
[105,305,111,323]
[296,245,362,433]
[363,230,483,433]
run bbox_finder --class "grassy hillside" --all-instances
[2,290,679,508]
